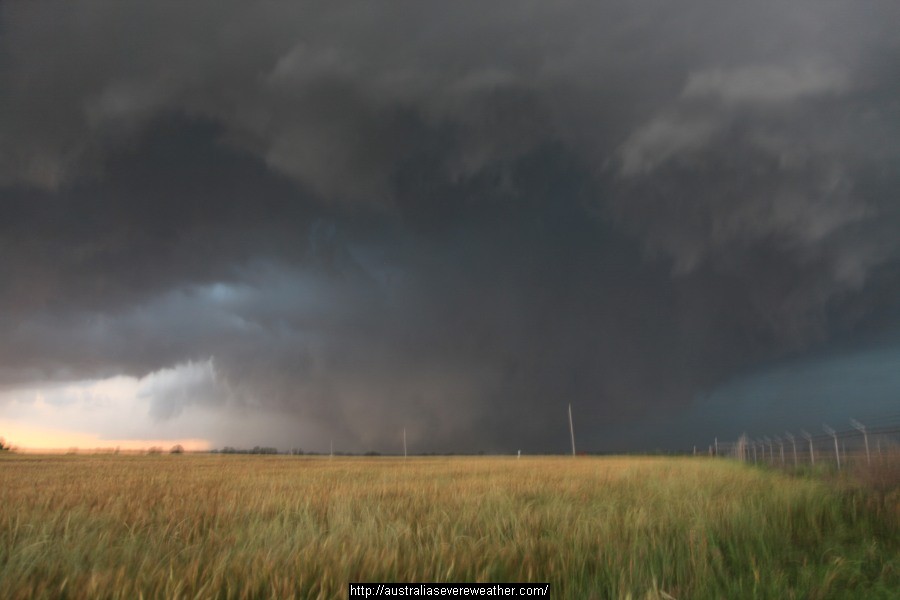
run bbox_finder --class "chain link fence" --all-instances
[709,414,900,470]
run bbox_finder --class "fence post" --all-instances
[801,430,814,467]
[764,437,774,464]
[785,432,796,468]
[850,419,870,466]
[824,425,840,471]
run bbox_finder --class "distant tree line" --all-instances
[213,446,279,455]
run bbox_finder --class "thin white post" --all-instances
[801,430,815,466]
[568,403,576,456]
[851,419,870,466]
[824,425,840,471]
[714,437,718,456]
[785,432,797,468]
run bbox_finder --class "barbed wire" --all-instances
[700,416,900,468]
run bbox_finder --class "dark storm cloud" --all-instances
[2,2,899,451]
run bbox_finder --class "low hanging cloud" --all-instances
[2,1,900,451]
[138,359,222,420]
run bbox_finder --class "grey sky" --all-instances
[1,2,899,452]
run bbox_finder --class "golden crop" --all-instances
[1,454,897,599]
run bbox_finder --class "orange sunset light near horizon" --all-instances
[0,420,211,453]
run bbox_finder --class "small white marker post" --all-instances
[785,432,797,468]
[568,403,576,457]
[801,430,814,466]
[517,450,521,460]
[823,425,840,471]
[776,436,785,465]
[850,419,870,466]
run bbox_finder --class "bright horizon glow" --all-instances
[0,360,328,454]
[0,361,220,452]
[1,419,211,452]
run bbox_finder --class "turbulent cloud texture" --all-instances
[1,2,899,451]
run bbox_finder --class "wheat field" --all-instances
[1,454,898,599]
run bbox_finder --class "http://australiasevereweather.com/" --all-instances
[348,583,551,597]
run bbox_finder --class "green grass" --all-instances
[0,454,897,599]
